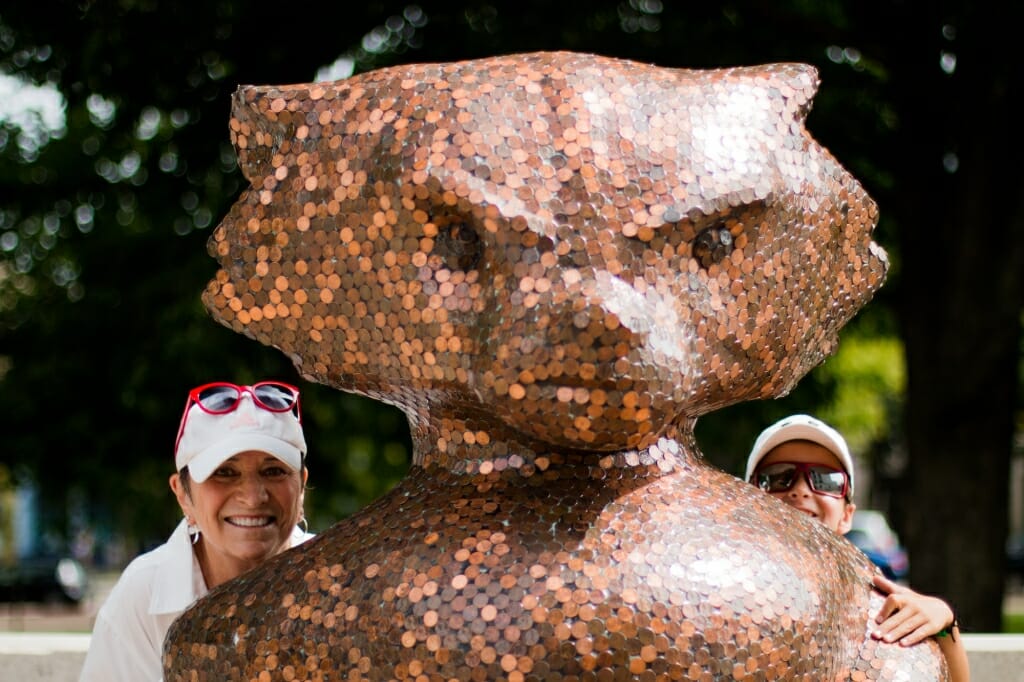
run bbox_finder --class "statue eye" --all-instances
[431,220,482,271]
[693,224,734,269]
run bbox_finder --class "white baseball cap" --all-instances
[744,414,855,494]
[175,395,306,483]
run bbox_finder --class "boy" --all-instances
[746,414,969,682]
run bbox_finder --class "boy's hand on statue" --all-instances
[871,574,955,646]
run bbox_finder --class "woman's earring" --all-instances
[299,516,309,534]
[187,518,201,545]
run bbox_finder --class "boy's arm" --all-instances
[871,574,970,682]
[935,623,970,682]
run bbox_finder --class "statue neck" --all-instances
[407,412,701,477]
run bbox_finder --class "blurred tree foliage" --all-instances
[0,1,1020,629]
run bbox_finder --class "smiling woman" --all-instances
[77,380,314,682]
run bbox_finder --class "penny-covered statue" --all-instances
[165,52,947,680]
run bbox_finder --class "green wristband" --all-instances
[936,616,959,640]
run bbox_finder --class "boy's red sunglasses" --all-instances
[750,461,850,499]
[174,381,301,453]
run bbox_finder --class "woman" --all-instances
[745,414,969,682]
[79,380,314,682]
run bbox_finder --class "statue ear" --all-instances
[775,63,819,121]
[735,62,819,122]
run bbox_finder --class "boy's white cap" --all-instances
[744,414,855,494]
[175,396,306,483]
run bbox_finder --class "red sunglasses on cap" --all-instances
[173,381,301,454]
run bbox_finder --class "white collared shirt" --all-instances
[78,519,312,682]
